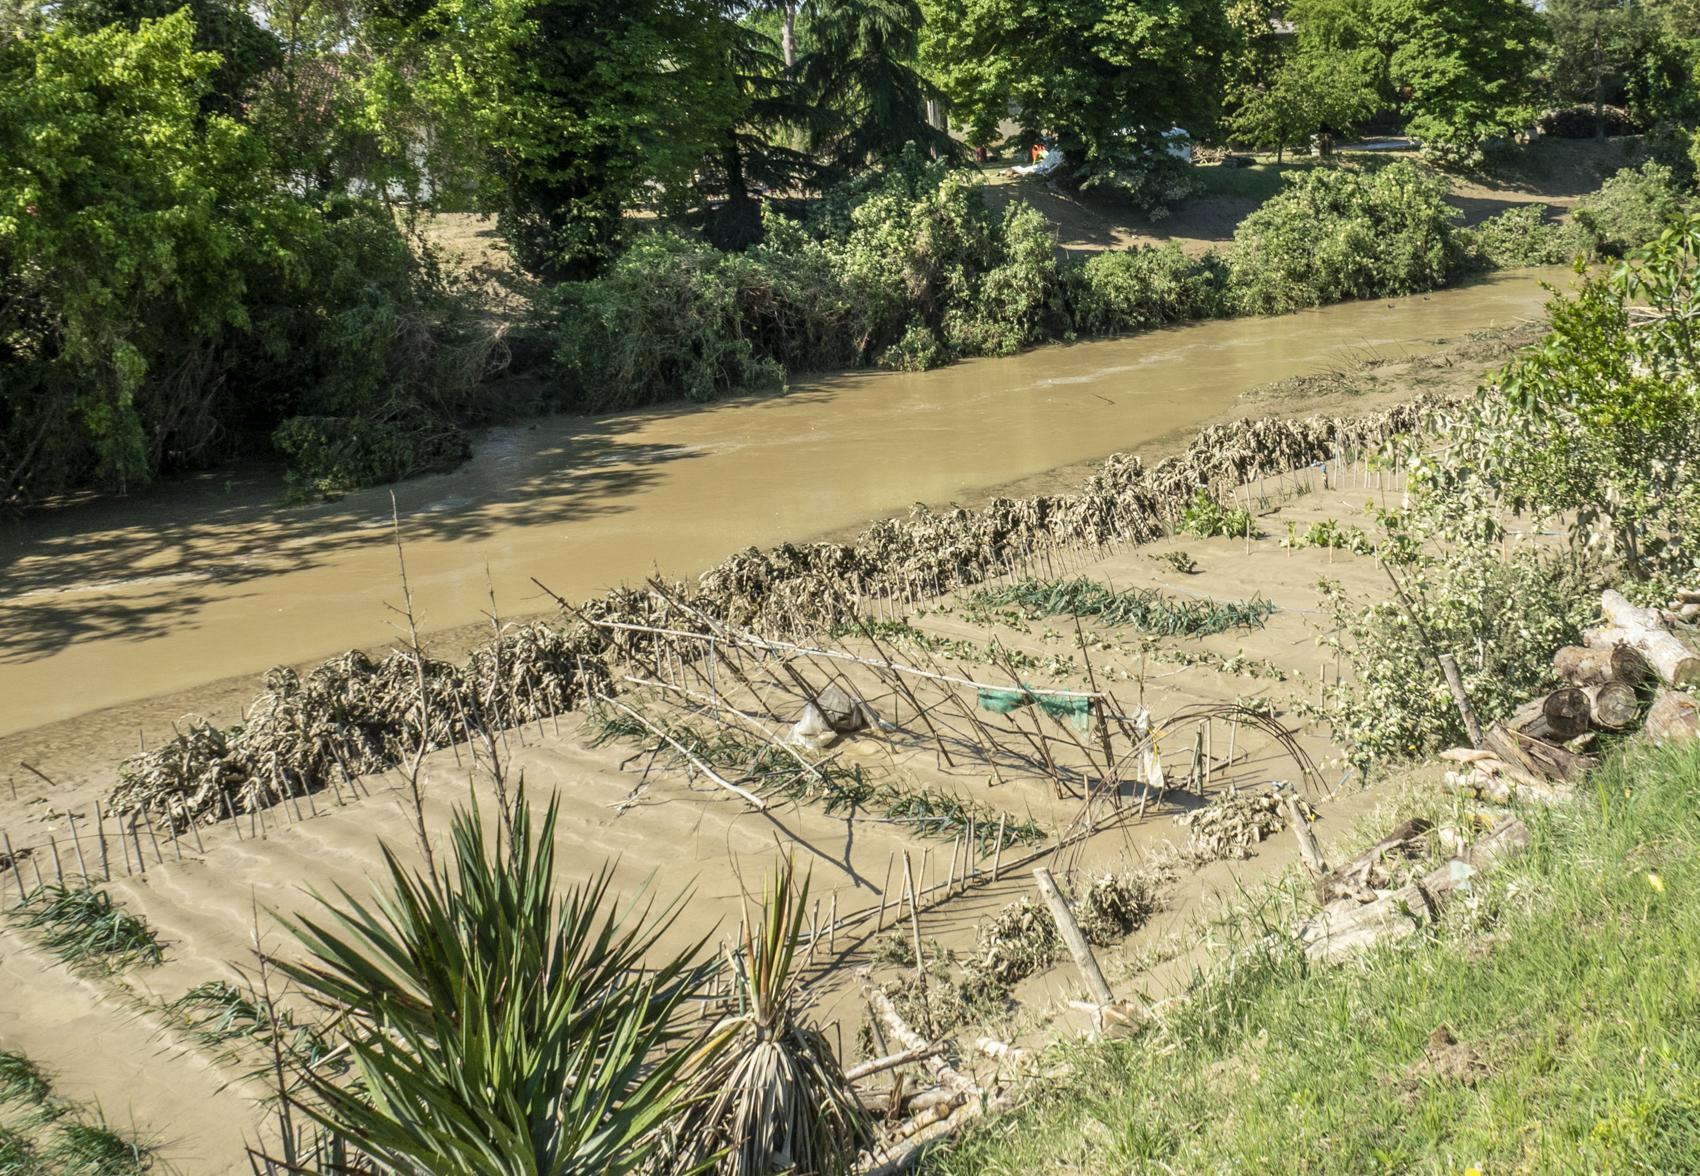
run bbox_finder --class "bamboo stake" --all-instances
[94,800,111,879]
[992,814,1007,880]
[47,836,63,885]
[2,833,25,902]
[67,812,88,879]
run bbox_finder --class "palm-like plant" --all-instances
[663,859,871,1175]
[270,794,711,1175]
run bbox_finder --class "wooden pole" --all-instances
[93,801,111,879]
[66,812,88,879]
[992,814,1007,880]
[2,832,25,902]
[1438,652,1484,748]
[1033,867,1114,1007]
[1285,796,1326,877]
[902,852,931,1034]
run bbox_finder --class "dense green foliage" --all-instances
[920,0,1231,206]
[0,12,486,504]
[926,740,1700,1172]
[1226,162,1459,314]
[1443,215,1700,579]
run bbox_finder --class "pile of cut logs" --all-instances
[1301,588,1698,964]
[1446,588,1699,803]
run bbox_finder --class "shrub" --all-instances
[0,14,489,504]
[1573,162,1686,257]
[1226,162,1461,315]
[1538,104,1637,138]
[272,407,470,502]
[1062,244,1228,335]
[1315,545,1593,769]
[1457,204,1586,269]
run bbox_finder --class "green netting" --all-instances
[975,687,1092,732]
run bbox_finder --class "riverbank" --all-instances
[923,738,1700,1173]
[0,424,1455,1173]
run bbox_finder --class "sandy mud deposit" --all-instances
[0,386,1481,1170]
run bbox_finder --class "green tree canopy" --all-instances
[920,0,1233,192]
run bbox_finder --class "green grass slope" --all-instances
[927,742,1700,1174]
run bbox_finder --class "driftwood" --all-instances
[1298,817,1531,963]
[1553,643,1652,687]
[1646,689,1699,743]
[1314,817,1432,903]
[1483,714,1593,785]
[1583,681,1640,730]
[1446,765,1569,807]
[1592,590,1700,688]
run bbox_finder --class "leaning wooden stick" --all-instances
[594,692,767,810]
[1033,866,1114,1007]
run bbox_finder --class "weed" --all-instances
[12,884,163,973]
[40,1122,151,1176]
[165,981,340,1071]
[0,1053,50,1109]
[1178,490,1260,540]
[1154,550,1199,575]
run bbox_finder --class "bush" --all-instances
[1225,162,1461,315]
[272,408,470,502]
[1573,162,1686,257]
[1315,544,1593,769]
[1062,244,1229,335]
[1538,104,1637,138]
[1457,204,1586,269]
[538,159,1069,406]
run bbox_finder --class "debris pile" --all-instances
[1177,787,1315,864]
[1446,587,1700,805]
[110,624,607,827]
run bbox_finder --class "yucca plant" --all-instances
[269,793,712,1175]
[663,859,871,1175]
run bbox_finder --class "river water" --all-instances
[0,269,1568,737]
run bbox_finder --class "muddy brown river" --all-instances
[0,268,1569,737]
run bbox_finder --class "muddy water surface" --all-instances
[0,269,1568,736]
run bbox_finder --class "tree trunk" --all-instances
[1541,686,1592,739]
[1554,642,1652,687]
[1646,689,1699,743]
[1584,681,1640,730]
[781,2,796,69]
[1593,590,1700,687]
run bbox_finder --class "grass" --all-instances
[39,1122,152,1176]
[923,740,1700,1173]
[0,1053,50,1109]
[164,980,341,1071]
[0,1049,153,1176]
[967,577,1276,637]
[10,883,163,973]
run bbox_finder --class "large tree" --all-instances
[365,0,746,276]
[802,0,955,172]
[1544,0,1652,137]
[1380,0,1549,155]
[920,0,1233,192]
